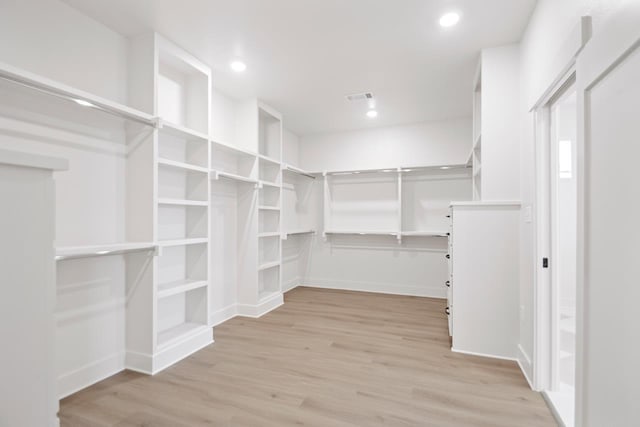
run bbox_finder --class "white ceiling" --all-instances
[61,0,536,135]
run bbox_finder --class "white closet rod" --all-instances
[0,63,157,127]
[283,165,316,180]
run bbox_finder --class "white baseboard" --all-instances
[209,304,238,327]
[236,293,284,318]
[125,350,153,375]
[282,276,300,292]
[517,344,535,390]
[451,347,518,362]
[151,328,213,374]
[58,352,125,399]
[302,278,446,298]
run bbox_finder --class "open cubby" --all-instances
[259,209,280,234]
[157,45,209,134]
[210,143,257,179]
[157,243,208,287]
[156,286,208,348]
[258,108,281,160]
[259,157,281,184]
[259,185,281,208]
[158,165,208,202]
[326,173,398,232]
[258,266,280,300]
[259,235,280,266]
[158,204,208,241]
[158,129,208,168]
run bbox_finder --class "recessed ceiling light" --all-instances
[366,110,378,118]
[74,99,94,107]
[230,60,247,73]
[439,12,460,27]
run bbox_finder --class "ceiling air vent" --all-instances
[345,92,374,102]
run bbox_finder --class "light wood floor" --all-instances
[60,287,556,426]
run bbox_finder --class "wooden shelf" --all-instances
[211,170,258,185]
[401,230,449,237]
[158,120,208,142]
[157,198,208,207]
[210,139,257,158]
[282,230,315,238]
[157,279,208,299]
[258,232,280,238]
[157,158,208,174]
[259,180,280,189]
[157,322,209,349]
[0,60,156,127]
[258,261,280,271]
[55,242,157,261]
[158,238,208,247]
[324,230,399,237]
[258,154,281,166]
[283,164,316,179]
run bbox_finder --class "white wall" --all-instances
[517,0,633,382]
[299,119,471,297]
[0,0,129,104]
[299,118,471,171]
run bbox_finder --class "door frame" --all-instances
[531,18,591,395]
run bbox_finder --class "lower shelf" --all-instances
[157,322,208,350]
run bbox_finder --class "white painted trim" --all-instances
[125,350,153,375]
[208,304,238,327]
[282,276,300,292]
[542,391,568,427]
[450,348,518,362]
[236,293,284,318]
[517,344,535,390]
[151,329,213,374]
[57,352,125,399]
[302,278,445,299]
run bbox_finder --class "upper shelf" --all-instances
[210,139,258,158]
[318,164,471,176]
[283,164,316,180]
[158,120,208,142]
[0,61,156,128]
[211,169,258,185]
[55,242,157,261]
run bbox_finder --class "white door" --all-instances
[575,5,640,426]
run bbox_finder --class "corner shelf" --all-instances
[55,242,157,261]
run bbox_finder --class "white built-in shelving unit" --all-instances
[321,165,472,242]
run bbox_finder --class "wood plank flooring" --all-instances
[60,287,556,426]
